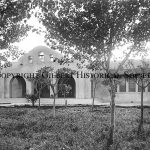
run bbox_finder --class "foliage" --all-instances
[38,66,76,96]
[0,0,37,49]
[0,45,25,71]
[38,0,150,145]
[3,45,25,60]
[125,59,150,136]
[27,66,54,109]
[28,66,76,114]
[40,66,76,116]
[39,0,150,84]
[25,94,39,107]
[39,0,150,56]
[58,83,72,97]
[125,59,150,87]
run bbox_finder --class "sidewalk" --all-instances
[0,100,150,107]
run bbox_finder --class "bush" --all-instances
[25,94,38,107]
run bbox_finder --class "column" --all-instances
[126,80,129,92]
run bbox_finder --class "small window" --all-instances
[28,56,33,63]
[38,52,44,62]
[119,78,126,92]
[49,54,54,62]
[129,79,136,92]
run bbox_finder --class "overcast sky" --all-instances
[15,15,150,61]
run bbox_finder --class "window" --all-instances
[49,54,54,62]
[28,56,33,63]
[38,52,44,62]
[119,78,126,92]
[138,85,145,92]
[129,79,136,92]
[148,84,150,92]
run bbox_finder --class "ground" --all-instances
[0,105,150,150]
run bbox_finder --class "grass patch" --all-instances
[0,106,150,150]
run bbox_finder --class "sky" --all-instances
[16,15,47,53]
[17,31,150,61]
[15,15,150,61]
[17,31,47,52]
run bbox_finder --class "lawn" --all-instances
[0,106,150,150]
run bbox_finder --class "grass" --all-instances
[0,106,150,150]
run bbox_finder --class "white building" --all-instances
[0,46,150,105]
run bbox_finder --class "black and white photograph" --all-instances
[0,0,150,149]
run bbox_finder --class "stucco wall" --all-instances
[1,46,150,105]
[0,46,92,101]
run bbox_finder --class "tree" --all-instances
[0,45,25,72]
[59,83,72,107]
[125,59,150,136]
[25,94,38,107]
[35,66,75,117]
[39,0,150,146]
[0,0,36,49]
[28,68,48,109]
[2,45,24,60]
[40,66,58,117]
[90,77,101,111]
[0,0,40,73]
[87,66,102,111]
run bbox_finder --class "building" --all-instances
[0,46,150,105]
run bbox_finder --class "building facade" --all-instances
[0,46,150,105]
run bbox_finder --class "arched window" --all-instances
[38,51,44,62]
[28,56,33,63]
[49,54,54,62]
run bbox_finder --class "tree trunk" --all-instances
[0,60,1,73]
[51,85,56,118]
[32,101,35,107]
[92,97,95,111]
[64,92,67,108]
[92,86,96,111]
[107,81,115,147]
[138,84,144,135]
[53,94,56,118]
[38,91,41,110]
[64,92,66,101]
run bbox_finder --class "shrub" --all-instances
[25,94,38,107]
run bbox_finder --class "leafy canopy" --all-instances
[39,0,150,62]
[0,0,39,49]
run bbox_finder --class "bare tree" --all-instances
[125,59,150,136]
[37,66,76,117]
